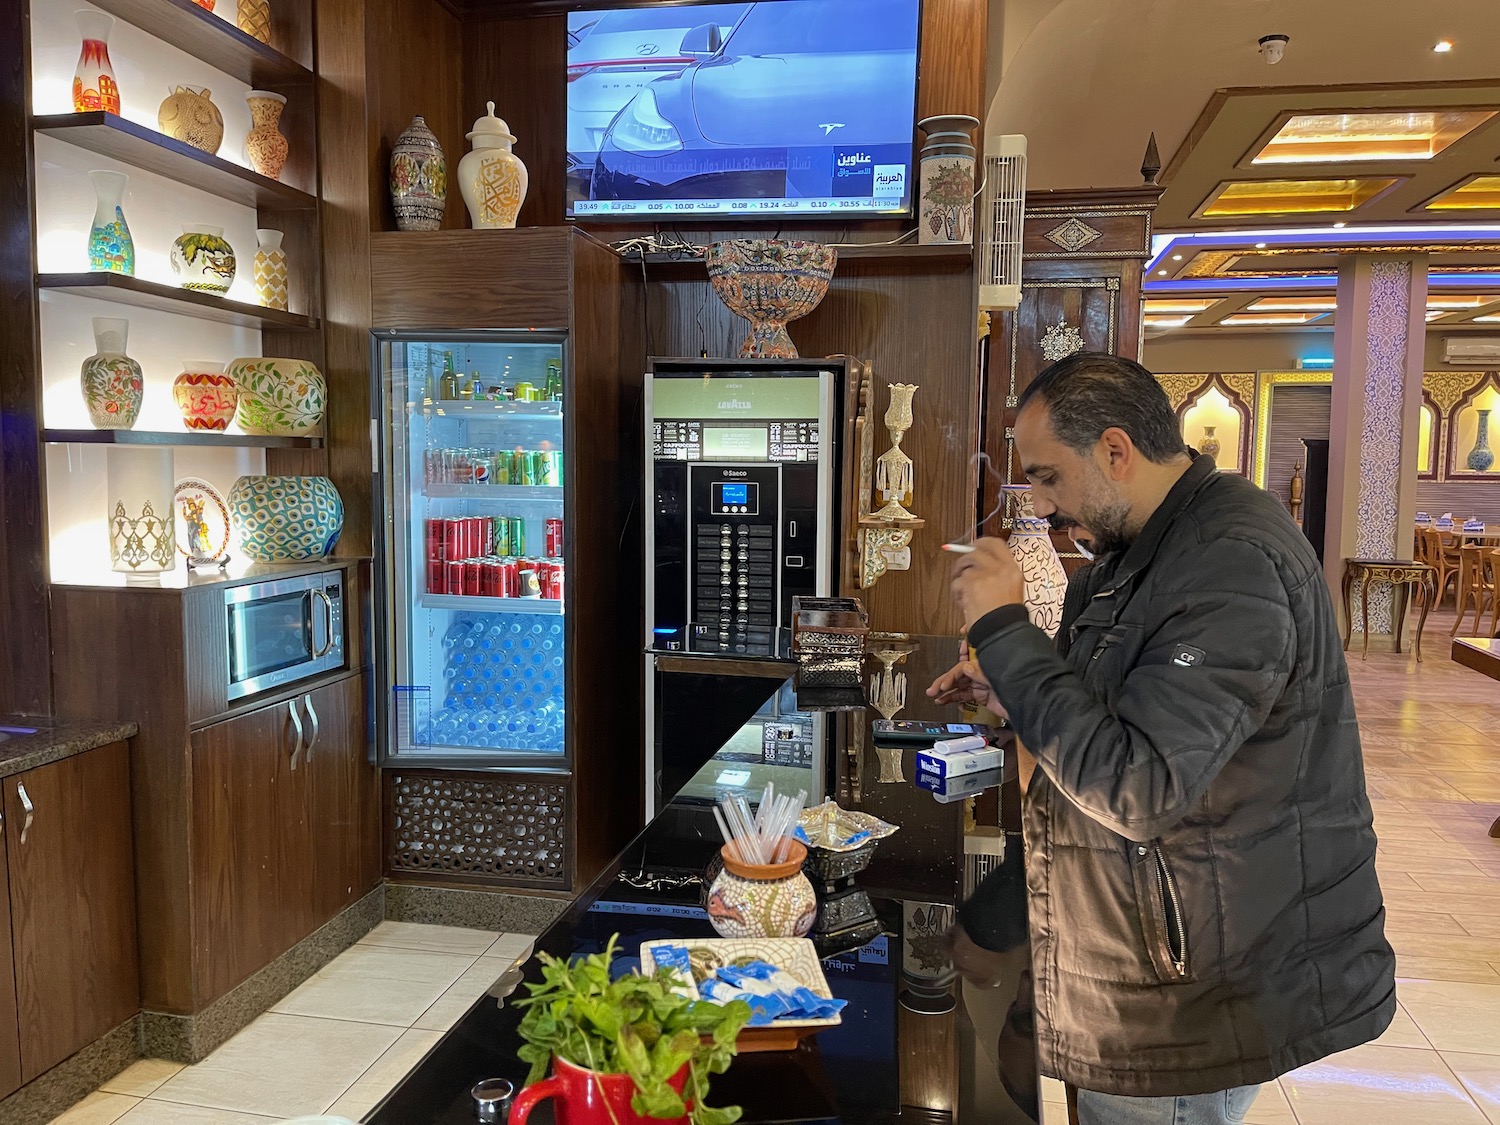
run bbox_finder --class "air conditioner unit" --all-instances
[1444,337,1500,365]
[978,132,1027,312]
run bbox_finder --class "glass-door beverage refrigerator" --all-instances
[374,332,570,761]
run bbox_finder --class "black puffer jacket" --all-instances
[969,455,1395,1097]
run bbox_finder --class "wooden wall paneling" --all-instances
[6,742,139,1080]
[317,0,376,555]
[369,228,573,327]
[1266,385,1331,513]
[915,0,987,121]
[367,0,466,231]
[567,232,646,878]
[0,0,48,717]
[0,828,19,1099]
[50,587,195,1014]
[270,0,316,70]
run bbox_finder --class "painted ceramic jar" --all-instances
[171,225,236,293]
[73,10,120,114]
[1199,425,1221,461]
[229,475,344,562]
[253,228,288,310]
[107,448,175,573]
[457,102,528,229]
[917,114,978,246]
[157,86,224,154]
[705,840,816,939]
[390,115,447,231]
[704,239,837,359]
[245,91,288,180]
[172,362,237,430]
[87,169,134,275]
[1003,485,1067,638]
[81,317,143,430]
[227,356,326,435]
[236,0,271,43]
[192,0,215,9]
[1467,409,1494,472]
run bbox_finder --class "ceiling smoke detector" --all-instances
[1258,34,1289,64]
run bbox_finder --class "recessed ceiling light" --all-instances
[1172,254,1183,261]
[1433,39,1454,53]
[1333,221,1346,228]
[1255,242,1267,249]
[1158,269,1168,275]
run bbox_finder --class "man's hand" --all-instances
[926,657,1005,716]
[951,538,1026,628]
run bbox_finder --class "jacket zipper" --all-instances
[1153,844,1188,977]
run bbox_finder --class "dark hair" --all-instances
[1015,352,1188,464]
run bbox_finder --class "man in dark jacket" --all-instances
[929,353,1395,1124]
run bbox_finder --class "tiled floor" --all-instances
[49,924,534,1124]
[48,610,1500,1124]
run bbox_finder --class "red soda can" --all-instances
[463,559,483,596]
[545,518,563,558]
[480,560,501,597]
[466,517,485,559]
[480,516,496,556]
[427,560,447,594]
[498,559,519,598]
[444,559,465,595]
[442,517,463,562]
[426,518,445,560]
[549,559,565,601]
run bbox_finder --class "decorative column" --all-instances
[1326,255,1428,635]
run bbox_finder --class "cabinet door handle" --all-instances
[287,699,304,771]
[303,694,320,762]
[17,783,33,845]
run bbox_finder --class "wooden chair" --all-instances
[1450,545,1498,636]
[1433,528,1463,604]
[1415,527,1457,605]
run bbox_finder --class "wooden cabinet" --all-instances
[191,672,377,1004]
[3,742,138,1083]
[0,827,20,1099]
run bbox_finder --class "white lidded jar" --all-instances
[457,101,528,230]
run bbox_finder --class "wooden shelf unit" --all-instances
[84,0,314,86]
[43,429,324,449]
[37,273,319,331]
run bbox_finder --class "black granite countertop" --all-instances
[0,717,137,780]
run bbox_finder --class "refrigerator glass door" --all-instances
[378,334,568,760]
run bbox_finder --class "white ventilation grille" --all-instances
[978,133,1027,312]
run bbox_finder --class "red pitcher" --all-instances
[511,1056,689,1125]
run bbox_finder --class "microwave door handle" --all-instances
[287,699,304,770]
[312,589,335,659]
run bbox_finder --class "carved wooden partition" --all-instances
[979,187,1162,549]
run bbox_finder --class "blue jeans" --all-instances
[1077,1085,1261,1125]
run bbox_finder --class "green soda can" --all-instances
[491,449,513,485]
[491,515,511,556]
[506,516,526,556]
[515,450,535,485]
[534,450,558,487]
[544,359,563,402]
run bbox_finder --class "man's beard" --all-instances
[1055,466,1132,556]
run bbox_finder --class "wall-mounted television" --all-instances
[566,0,922,220]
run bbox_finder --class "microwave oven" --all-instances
[225,571,346,701]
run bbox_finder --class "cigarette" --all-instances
[941,543,976,554]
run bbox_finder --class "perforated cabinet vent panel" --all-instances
[387,771,570,888]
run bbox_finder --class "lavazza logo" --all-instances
[716,397,753,410]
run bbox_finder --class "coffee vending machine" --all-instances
[643,358,846,813]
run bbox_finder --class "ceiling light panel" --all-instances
[1144,299,1215,314]
[1425,176,1500,211]
[1143,316,1192,329]
[1202,178,1398,217]
[1251,110,1495,165]
[1426,295,1489,309]
[1220,313,1319,325]
[1249,297,1339,311]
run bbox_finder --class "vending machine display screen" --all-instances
[711,481,759,514]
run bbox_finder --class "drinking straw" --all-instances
[712,805,734,848]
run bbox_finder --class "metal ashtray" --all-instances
[803,838,879,888]
[472,1078,515,1123]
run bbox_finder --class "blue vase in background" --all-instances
[229,475,343,562]
[1466,408,1494,472]
[87,170,134,274]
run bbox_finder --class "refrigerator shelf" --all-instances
[415,401,562,419]
[425,484,564,502]
[418,594,565,615]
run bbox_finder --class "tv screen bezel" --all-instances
[564,0,926,224]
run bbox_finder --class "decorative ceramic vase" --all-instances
[172,362,237,431]
[917,114,977,246]
[244,91,288,180]
[227,356,326,435]
[704,239,838,359]
[192,0,215,9]
[457,101,528,229]
[1003,485,1067,638]
[705,840,816,939]
[511,1057,690,1125]
[1199,425,1221,460]
[229,475,343,561]
[236,0,271,43]
[157,86,224,154]
[390,115,447,231]
[73,10,120,114]
[80,317,143,430]
[108,448,176,574]
[253,228,288,310]
[87,169,134,275]
[171,225,236,293]
[1467,409,1494,472]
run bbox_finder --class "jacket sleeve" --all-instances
[972,536,1296,840]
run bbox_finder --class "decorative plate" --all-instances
[174,477,231,565]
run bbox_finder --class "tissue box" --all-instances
[916,766,1005,802]
[915,741,1004,781]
